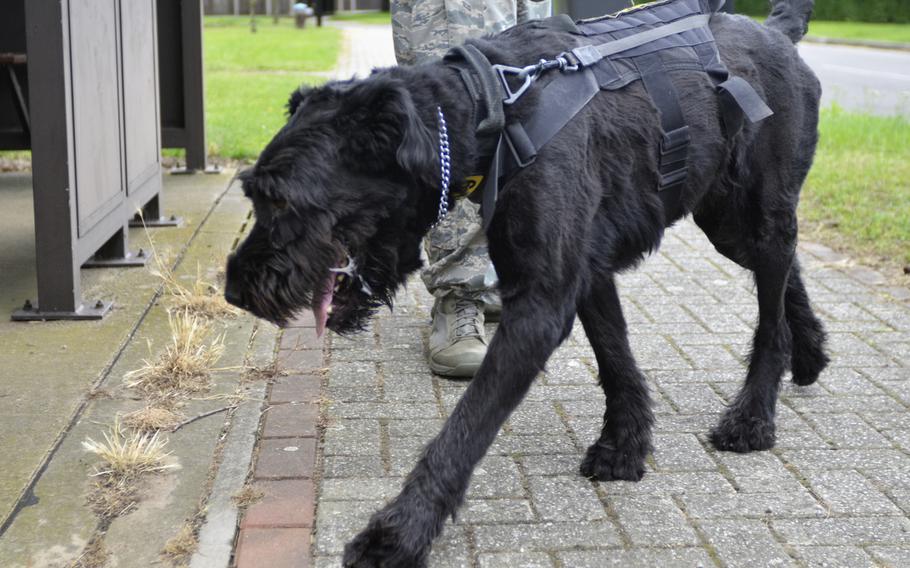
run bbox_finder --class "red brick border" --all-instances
[234,312,325,568]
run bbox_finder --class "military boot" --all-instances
[428,296,487,378]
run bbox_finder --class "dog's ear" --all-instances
[287,85,313,117]
[336,79,437,184]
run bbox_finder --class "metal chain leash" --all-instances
[434,105,451,227]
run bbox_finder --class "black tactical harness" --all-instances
[441,0,773,228]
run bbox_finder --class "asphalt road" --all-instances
[798,42,910,116]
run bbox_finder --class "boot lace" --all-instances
[453,299,482,339]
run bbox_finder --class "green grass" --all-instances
[800,106,910,268]
[746,17,910,44]
[329,11,391,25]
[807,20,910,44]
[204,16,341,72]
[202,16,342,158]
[205,73,326,160]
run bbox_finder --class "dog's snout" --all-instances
[224,254,246,308]
[224,286,244,308]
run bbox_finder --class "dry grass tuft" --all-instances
[83,419,178,518]
[124,309,225,399]
[152,256,238,319]
[232,484,265,508]
[83,419,177,479]
[69,534,110,568]
[87,474,139,519]
[242,360,290,383]
[161,523,198,565]
[136,210,237,319]
[122,406,183,433]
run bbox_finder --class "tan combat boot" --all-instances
[428,296,487,378]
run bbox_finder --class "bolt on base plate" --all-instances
[11,300,113,321]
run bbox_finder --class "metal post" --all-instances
[14,0,111,320]
[181,0,210,172]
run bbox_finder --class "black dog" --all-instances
[225,0,827,564]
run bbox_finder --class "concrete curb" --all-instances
[190,381,269,568]
[804,35,910,51]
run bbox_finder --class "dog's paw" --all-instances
[342,512,430,568]
[579,442,647,482]
[790,317,828,386]
[791,340,829,386]
[710,409,775,452]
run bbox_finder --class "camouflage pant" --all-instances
[392,0,550,305]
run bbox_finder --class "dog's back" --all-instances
[462,0,820,273]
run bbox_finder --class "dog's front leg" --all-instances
[342,299,572,567]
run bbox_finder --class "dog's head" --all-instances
[225,75,440,334]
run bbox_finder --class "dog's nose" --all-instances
[224,254,246,308]
[224,287,244,308]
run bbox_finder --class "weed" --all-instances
[124,309,225,399]
[161,523,198,565]
[122,406,184,433]
[232,484,265,508]
[83,419,178,518]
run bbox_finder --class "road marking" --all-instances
[823,64,910,82]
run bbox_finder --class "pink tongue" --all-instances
[313,274,334,338]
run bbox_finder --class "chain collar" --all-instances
[434,105,451,227]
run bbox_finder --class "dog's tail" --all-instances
[764,0,815,43]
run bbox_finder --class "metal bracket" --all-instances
[130,214,183,228]
[83,249,149,268]
[169,165,223,175]
[11,299,112,321]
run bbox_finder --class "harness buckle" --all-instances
[556,52,580,72]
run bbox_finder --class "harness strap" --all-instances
[692,42,773,137]
[570,13,711,67]
[443,45,507,138]
[635,52,689,222]
[474,69,601,229]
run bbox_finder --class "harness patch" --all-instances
[452,175,485,200]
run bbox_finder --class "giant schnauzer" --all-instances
[225,0,827,564]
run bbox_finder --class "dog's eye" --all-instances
[273,198,288,211]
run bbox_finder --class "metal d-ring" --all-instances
[492,64,538,105]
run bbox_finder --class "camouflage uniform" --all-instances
[392,0,550,306]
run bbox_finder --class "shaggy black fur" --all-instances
[225,0,828,564]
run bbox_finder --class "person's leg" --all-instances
[395,0,553,378]
[391,0,505,377]
[423,200,499,377]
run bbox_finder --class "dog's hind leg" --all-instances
[342,295,574,567]
[577,276,653,481]
[695,212,829,388]
[697,208,797,452]
[785,260,829,385]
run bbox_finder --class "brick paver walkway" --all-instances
[238,23,910,568]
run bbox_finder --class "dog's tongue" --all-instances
[314,274,334,338]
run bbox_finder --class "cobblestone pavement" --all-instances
[248,22,910,568]
[315,218,910,568]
